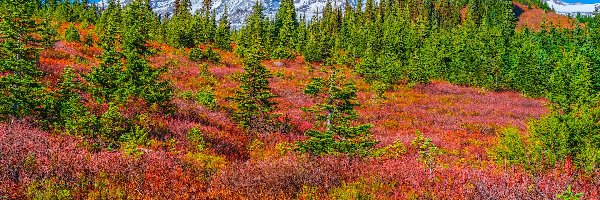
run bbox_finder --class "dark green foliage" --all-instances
[271,43,295,60]
[189,48,204,61]
[296,68,378,157]
[43,68,96,136]
[83,33,94,47]
[40,21,59,48]
[165,0,220,48]
[98,104,128,141]
[43,0,99,23]
[96,0,123,37]
[74,1,173,144]
[235,1,271,60]
[189,47,220,63]
[0,0,46,121]
[165,11,195,48]
[556,186,584,200]
[271,0,298,59]
[547,50,595,113]
[64,24,80,42]
[529,105,600,172]
[231,46,277,133]
[215,6,232,50]
[493,51,599,172]
[86,18,124,103]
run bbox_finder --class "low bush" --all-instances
[411,131,442,177]
[189,47,220,63]
[271,45,295,60]
[64,24,80,42]
[492,105,600,173]
[187,127,207,151]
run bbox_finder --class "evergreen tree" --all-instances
[231,43,277,134]
[236,1,269,59]
[275,0,297,46]
[45,67,95,135]
[0,0,45,122]
[302,20,323,62]
[215,6,232,50]
[65,24,81,42]
[293,14,308,53]
[297,67,378,157]
[122,0,157,56]
[272,0,298,59]
[96,0,122,36]
[174,0,192,16]
[168,0,195,48]
[121,1,173,111]
[40,20,59,48]
[548,50,595,113]
[86,18,125,103]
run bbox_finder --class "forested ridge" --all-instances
[0,0,598,199]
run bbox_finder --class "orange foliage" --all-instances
[514,2,583,30]
[3,24,598,198]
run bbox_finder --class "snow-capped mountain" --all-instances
[102,0,599,27]
[99,0,356,27]
[545,0,600,16]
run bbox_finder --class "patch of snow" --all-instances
[98,0,358,28]
[545,0,600,16]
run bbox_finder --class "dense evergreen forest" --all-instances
[0,0,598,198]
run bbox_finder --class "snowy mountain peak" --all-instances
[102,0,598,27]
[545,0,600,16]
[101,0,355,27]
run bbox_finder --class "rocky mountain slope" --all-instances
[99,0,356,27]
[545,0,599,16]
[99,0,597,27]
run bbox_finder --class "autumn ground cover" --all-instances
[2,27,598,199]
[513,2,582,30]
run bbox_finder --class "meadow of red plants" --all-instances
[1,25,598,199]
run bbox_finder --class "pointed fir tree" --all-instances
[45,67,95,135]
[86,20,125,104]
[40,20,59,48]
[272,0,298,59]
[65,24,81,42]
[96,0,122,36]
[231,41,277,134]
[296,67,378,157]
[215,5,232,50]
[275,0,298,46]
[0,0,46,122]
[121,0,173,111]
[236,1,269,59]
[169,0,195,48]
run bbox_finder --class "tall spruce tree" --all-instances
[272,0,298,59]
[0,0,45,122]
[236,1,269,59]
[121,0,173,111]
[215,5,232,50]
[231,40,277,134]
[275,0,297,46]
[86,14,124,103]
[297,67,378,156]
